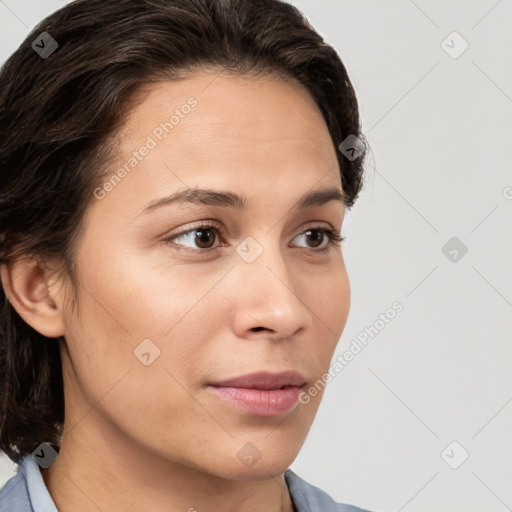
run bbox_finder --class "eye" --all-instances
[292,227,344,251]
[161,222,345,252]
[163,221,221,251]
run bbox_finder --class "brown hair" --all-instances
[0,0,367,463]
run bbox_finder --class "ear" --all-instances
[0,255,66,338]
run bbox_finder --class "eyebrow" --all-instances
[139,186,345,215]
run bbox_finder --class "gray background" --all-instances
[0,1,511,511]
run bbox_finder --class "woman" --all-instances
[0,0,370,510]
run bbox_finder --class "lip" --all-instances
[209,371,306,390]
[208,371,306,417]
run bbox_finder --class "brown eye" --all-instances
[167,226,218,249]
[293,228,343,251]
[163,223,343,253]
[303,229,324,248]
[193,228,217,249]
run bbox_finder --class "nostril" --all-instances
[251,327,265,332]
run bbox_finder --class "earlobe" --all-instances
[0,256,66,338]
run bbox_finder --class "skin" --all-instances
[1,70,351,512]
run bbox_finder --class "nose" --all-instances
[228,238,311,341]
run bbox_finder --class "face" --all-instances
[53,70,351,479]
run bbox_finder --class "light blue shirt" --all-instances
[0,455,372,512]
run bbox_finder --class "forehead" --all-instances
[89,70,343,223]
[115,70,336,163]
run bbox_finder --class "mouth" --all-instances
[209,370,306,390]
[207,371,306,417]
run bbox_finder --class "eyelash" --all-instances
[161,221,345,253]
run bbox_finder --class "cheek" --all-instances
[74,236,218,339]
[307,258,350,339]
[61,275,223,452]
[66,245,227,391]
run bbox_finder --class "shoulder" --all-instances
[0,454,57,512]
[0,459,33,512]
[284,469,373,512]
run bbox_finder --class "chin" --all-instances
[225,459,296,482]
[218,439,302,482]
